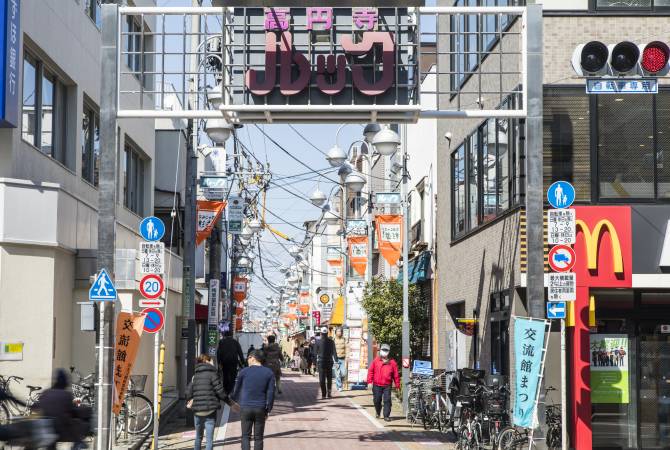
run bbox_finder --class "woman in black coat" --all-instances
[187,354,228,450]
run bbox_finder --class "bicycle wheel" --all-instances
[420,396,431,430]
[0,402,9,424]
[472,421,482,450]
[497,427,526,450]
[450,403,461,436]
[124,393,154,434]
[457,426,470,450]
[546,426,561,449]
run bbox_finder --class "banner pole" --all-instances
[528,320,551,450]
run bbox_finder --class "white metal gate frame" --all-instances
[115,6,528,123]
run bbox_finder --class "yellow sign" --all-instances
[0,342,24,361]
[575,219,624,273]
[319,293,330,305]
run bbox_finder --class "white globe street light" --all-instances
[236,256,251,268]
[324,209,339,224]
[363,123,382,143]
[240,224,254,240]
[310,187,327,207]
[205,118,234,144]
[344,171,366,193]
[207,82,224,110]
[338,162,353,179]
[288,245,301,257]
[372,126,401,156]
[326,145,347,167]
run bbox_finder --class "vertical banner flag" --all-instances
[376,214,402,266]
[196,200,226,246]
[512,317,549,428]
[113,312,145,415]
[348,236,368,276]
[232,276,247,302]
[590,334,629,404]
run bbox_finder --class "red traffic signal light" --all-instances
[641,41,670,75]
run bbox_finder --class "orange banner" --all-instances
[235,318,243,331]
[333,262,344,286]
[298,304,310,314]
[376,214,403,266]
[348,236,368,276]
[232,276,247,302]
[196,200,226,246]
[113,312,145,415]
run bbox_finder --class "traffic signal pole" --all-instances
[97,4,118,450]
[525,5,547,449]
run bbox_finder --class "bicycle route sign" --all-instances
[141,308,164,334]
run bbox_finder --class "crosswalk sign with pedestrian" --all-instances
[89,269,117,301]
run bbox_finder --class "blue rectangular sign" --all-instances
[586,78,657,95]
[411,359,432,375]
[0,0,19,128]
[547,301,567,320]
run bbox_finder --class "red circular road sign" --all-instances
[548,245,576,272]
[140,274,164,299]
[402,358,410,369]
[141,308,164,334]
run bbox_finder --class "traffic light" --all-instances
[572,40,670,77]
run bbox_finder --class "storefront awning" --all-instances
[329,295,345,326]
[398,251,432,284]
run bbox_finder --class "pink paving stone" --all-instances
[223,371,399,449]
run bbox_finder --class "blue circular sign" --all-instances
[142,308,164,334]
[547,181,575,209]
[139,216,165,242]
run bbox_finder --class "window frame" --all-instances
[85,0,102,29]
[21,50,68,166]
[589,0,670,13]
[81,100,100,187]
[123,138,146,216]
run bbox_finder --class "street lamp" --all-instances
[240,224,254,240]
[344,171,366,193]
[363,123,381,143]
[310,187,327,207]
[371,126,401,156]
[326,145,347,167]
[205,118,234,144]
[236,256,251,268]
[207,82,224,110]
[249,218,263,233]
[288,245,301,257]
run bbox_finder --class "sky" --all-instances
[156,0,365,318]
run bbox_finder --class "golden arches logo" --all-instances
[575,219,624,273]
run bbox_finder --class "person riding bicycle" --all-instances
[36,369,87,450]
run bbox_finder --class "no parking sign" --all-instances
[142,308,164,334]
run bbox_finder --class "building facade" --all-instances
[437,1,670,448]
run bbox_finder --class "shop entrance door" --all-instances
[638,321,670,450]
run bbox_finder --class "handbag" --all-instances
[186,399,193,409]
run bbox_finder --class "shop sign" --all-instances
[586,78,657,95]
[547,209,575,245]
[0,0,19,128]
[227,196,244,234]
[548,273,576,302]
[346,219,367,236]
[590,334,629,404]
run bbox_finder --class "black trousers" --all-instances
[240,407,267,450]
[372,385,392,419]
[220,364,238,394]
[318,364,333,396]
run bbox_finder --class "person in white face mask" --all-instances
[366,344,400,422]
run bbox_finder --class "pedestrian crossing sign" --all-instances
[89,269,117,301]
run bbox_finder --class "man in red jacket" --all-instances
[366,343,400,422]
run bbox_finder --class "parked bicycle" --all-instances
[70,367,154,439]
[0,375,42,423]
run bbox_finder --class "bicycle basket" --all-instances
[128,375,147,392]
[459,368,485,381]
[484,395,506,415]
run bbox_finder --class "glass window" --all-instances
[40,71,54,156]
[85,0,101,29]
[657,92,670,198]
[82,104,100,186]
[468,136,479,229]
[452,144,466,237]
[544,88,591,203]
[482,119,497,221]
[466,0,478,73]
[498,117,511,210]
[21,54,36,146]
[595,0,652,8]
[124,141,145,215]
[598,95,654,199]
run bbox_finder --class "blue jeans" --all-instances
[334,358,346,390]
[194,412,216,450]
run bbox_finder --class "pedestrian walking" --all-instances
[308,336,317,376]
[366,343,400,422]
[292,347,302,372]
[301,343,311,374]
[333,327,347,391]
[316,327,337,399]
[36,369,87,450]
[262,335,283,394]
[232,350,275,450]
[187,354,228,450]
[217,330,245,393]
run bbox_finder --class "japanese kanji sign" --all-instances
[196,200,226,246]
[548,272,577,302]
[547,209,576,245]
[232,276,247,302]
[139,242,165,275]
[113,312,144,415]
[348,236,368,277]
[376,214,402,266]
[512,317,548,428]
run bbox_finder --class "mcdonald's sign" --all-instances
[573,206,632,288]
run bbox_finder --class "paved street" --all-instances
[156,371,454,450]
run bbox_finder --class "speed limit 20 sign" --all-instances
[140,274,165,300]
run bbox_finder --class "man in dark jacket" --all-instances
[315,327,337,399]
[217,331,245,393]
[263,335,283,394]
[187,354,228,450]
[36,369,86,450]
[232,350,275,450]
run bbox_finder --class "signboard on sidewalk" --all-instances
[590,334,629,404]
[139,242,165,274]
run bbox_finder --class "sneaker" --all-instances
[327,393,332,398]
[375,413,380,419]
[384,417,391,422]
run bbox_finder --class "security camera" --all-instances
[444,132,452,142]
